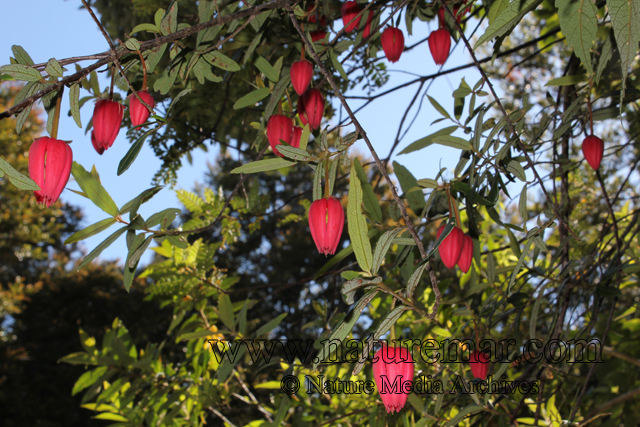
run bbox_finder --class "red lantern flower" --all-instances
[341,1,362,32]
[381,27,404,63]
[28,137,73,207]
[582,135,604,170]
[310,31,327,43]
[308,197,344,255]
[297,88,325,130]
[129,90,155,127]
[437,224,465,269]
[362,11,375,38]
[291,126,303,149]
[457,234,473,273]
[266,114,294,157]
[428,28,451,65]
[92,99,124,151]
[290,60,314,96]
[373,345,415,413]
[469,351,490,379]
[307,5,327,26]
[91,131,104,155]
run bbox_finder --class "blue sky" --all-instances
[0,0,483,269]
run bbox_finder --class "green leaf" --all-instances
[243,32,263,65]
[406,263,427,299]
[93,413,129,422]
[488,0,509,24]
[233,87,271,110]
[254,313,287,337]
[65,218,117,244]
[277,145,312,161]
[69,83,82,128]
[264,74,290,121]
[167,235,188,249]
[427,95,451,119]
[0,64,42,81]
[393,161,425,214]
[204,51,241,72]
[399,126,458,155]
[0,156,40,190]
[596,29,614,85]
[432,135,473,151]
[329,48,348,80]
[146,208,181,229]
[79,226,127,269]
[342,277,382,305]
[72,366,107,396]
[508,239,533,294]
[124,38,141,51]
[444,404,483,426]
[506,160,526,181]
[607,0,640,100]
[299,124,310,151]
[314,229,378,279]
[417,178,438,188]
[231,158,296,174]
[312,160,324,201]
[119,186,163,215]
[218,293,235,330]
[372,228,403,274]
[354,158,382,223]
[131,23,160,34]
[474,0,542,47]
[71,162,119,216]
[519,185,528,220]
[160,1,178,35]
[117,128,156,175]
[123,233,145,292]
[45,58,64,78]
[254,56,278,82]
[348,163,373,273]
[544,74,588,86]
[556,0,597,75]
[11,45,34,65]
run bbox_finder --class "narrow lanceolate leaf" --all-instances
[406,263,427,299]
[342,277,382,305]
[417,178,438,188]
[474,0,542,47]
[45,58,64,78]
[231,158,296,174]
[11,45,34,65]
[313,160,324,201]
[354,157,382,223]
[278,145,312,161]
[299,124,310,151]
[595,29,614,85]
[556,0,597,75]
[348,164,373,273]
[372,228,404,274]
[519,185,528,220]
[393,161,425,214]
[0,64,42,81]
[204,51,241,72]
[118,128,156,176]
[508,239,534,294]
[313,290,379,370]
[428,95,451,119]
[313,228,378,280]
[507,160,527,181]
[79,226,127,269]
[264,75,290,121]
[233,87,271,109]
[328,158,338,195]
[65,218,117,244]
[432,135,473,151]
[488,0,510,24]
[607,0,640,99]
[0,156,39,190]
[218,293,235,330]
[444,404,483,427]
[123,234,146,292]
[545,74,588,87]
[69,83,82,128]
[254,56,279,82]
[71,162,119,216]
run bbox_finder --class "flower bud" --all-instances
[297,88,325,130]
[457,233,473,273]
[469,351,490,379]
[266,114,294,157]
[28,137,73,207]
[91,131,104,155]
[308,197,344,255]
[582,135,604,170]
[428,28,451,65]
[381,27,404,63]
[341,1,362,32]
[437,224,465,269]
[290,60,314,96]
[92,99,124,151]
[291,126,303,149]
[373,345,414,413]
[129,90,155,127]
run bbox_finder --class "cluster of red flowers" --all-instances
[28,89,155,207]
